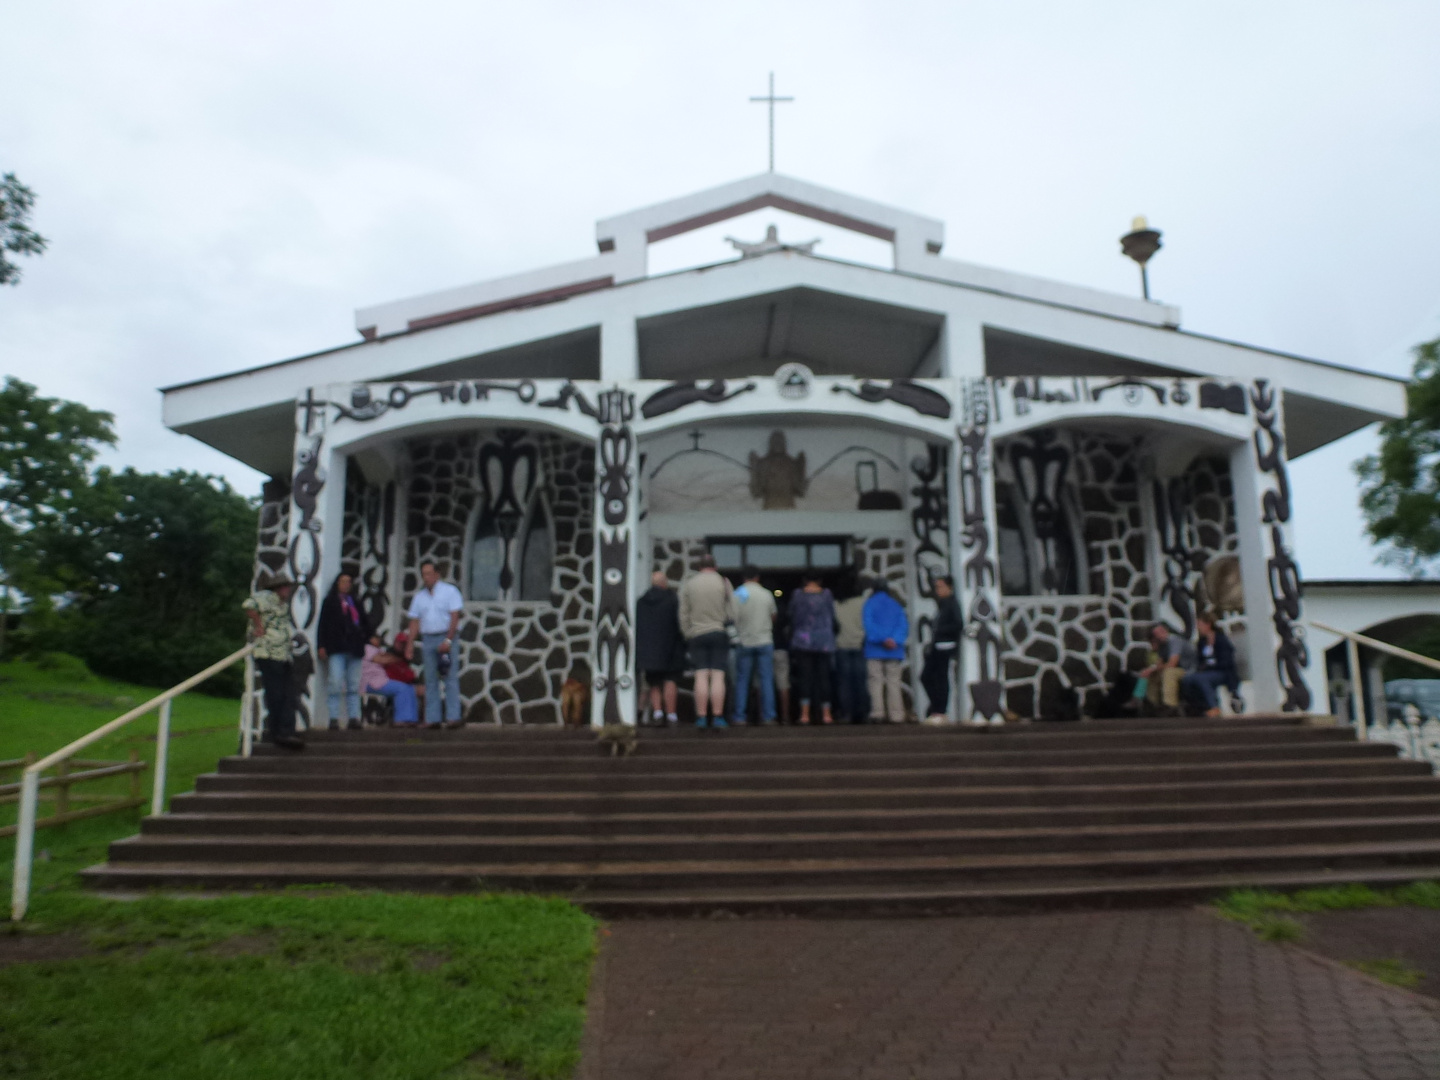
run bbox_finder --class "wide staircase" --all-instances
[82,716,1440,914]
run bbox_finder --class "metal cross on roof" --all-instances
[749,72,794,172]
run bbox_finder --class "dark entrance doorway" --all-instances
[707,535,860,597]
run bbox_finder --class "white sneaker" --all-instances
[988,716,1005,726]
[921,714,947,726]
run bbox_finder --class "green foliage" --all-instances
[0,172,48,286]
[1357,337,1440,573]
[1347,957,1424,989]
[0,659,598,1078]
[0,656,242,845]
[0,376,115,610]
[1215,880,1440,944]
[40,469,258,695]
[0,377,257,691]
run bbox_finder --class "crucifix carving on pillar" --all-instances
[749,72,794,172]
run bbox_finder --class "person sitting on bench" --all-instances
[1180,612,1240,718]
[1137,623,1195,716]
[362,635,419,726]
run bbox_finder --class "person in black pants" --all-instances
[921,575,962,724]
[242,573,304,750]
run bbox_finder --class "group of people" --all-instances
[1135,610,1240,717]
[242,559,469,747]
[635,557,965,729]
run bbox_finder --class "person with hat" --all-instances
[242,573,304,749]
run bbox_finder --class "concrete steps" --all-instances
[81,717,1440,913]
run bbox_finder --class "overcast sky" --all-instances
[2,1,1438,579]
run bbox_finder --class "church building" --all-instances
[160,173,1407,728]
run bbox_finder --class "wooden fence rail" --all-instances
[0,751,145,838]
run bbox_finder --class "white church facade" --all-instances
[161,174,1408,728]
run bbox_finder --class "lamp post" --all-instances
[1120,216,1162,300]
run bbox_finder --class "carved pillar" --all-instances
[287,387,348,730]
[954,379,1006,723]
[591,385,638,727]
[908,438,952,716]
[1231,379,1310,713]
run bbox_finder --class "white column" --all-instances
[940,315,985,379]
[286,386,348,730]
[600,317,639,381]
[591,385,640,726]
[1230,379,1311,713]
[953,378,1006,723]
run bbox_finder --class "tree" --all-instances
[32,469,259,694]
[0,173,48,285]
[0,377,115,654]
[1357,337,1440,574]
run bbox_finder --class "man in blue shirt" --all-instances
[405,560,466,728]
[863,581,909,723]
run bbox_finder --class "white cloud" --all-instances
[2,0,1438,578]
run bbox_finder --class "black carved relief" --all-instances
[598,532,629,623]
[958,405,1005,722]
[537,380,599,418]
[1011,378,1080,415]
[1200,381,1247,414]
[832,379,952,419]
[1088,377,1167,406]
[593,387,637,724]
[641,379,757,419]
[1252,379,1310,711]
[909,444,948,559]
[598,427,633,527]
[333,380,537,422]
[1252,381,1291,525]
[287,432,326,729]
[288,434,324,635]
[1008,433,1079,594]
[477,431,540,596]
[360,481,394,628]
[1154,476,1202,638]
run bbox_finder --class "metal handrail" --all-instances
[1308,621,1440,743]
[10,643,254,921]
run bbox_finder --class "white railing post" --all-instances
[150,699,172,816]
[1346,636,1367,742]
[240,654,255,758]
[10,770,40,922]
[9,643,253,921]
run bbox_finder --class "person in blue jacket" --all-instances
[1180,610,1240,717]
[863,580,910,723]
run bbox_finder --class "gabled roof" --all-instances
[353,173,1181,339]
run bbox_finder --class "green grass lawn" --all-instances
[1,656,599,1079]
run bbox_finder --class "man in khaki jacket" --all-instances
[679,554,738,729]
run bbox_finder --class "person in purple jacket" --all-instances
[788,571,837,725]
[863,580,910,723]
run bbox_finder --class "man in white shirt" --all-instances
[405,560,465,727]
[731,565,778,725]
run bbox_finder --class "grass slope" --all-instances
[1,657,598,1079]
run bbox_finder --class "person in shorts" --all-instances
[678,554,737,729]
[635,571,685,725]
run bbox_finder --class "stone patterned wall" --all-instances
[1184,455,1238,557]
[253,479,291,588]
[1003,432,1153,718]
[400,429,595,724]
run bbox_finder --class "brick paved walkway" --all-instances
[578,909,1440,1080]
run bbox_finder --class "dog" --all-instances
[596,723,638,757]
[560,677,590,727]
